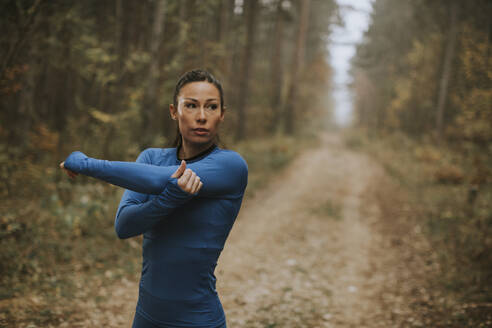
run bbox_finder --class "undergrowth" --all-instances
[0,133,315,326]
[344,129,492,324]
[236,134,318,197]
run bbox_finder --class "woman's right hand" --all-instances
[59,161,79,179]
[171,160,203,195]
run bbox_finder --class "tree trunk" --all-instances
[284,0,310,134]
[224,0,237,97]
[269,0,285,132]
[181,0,197,70]
[213,0,230,72]
[485,4,492,73]
[0,0,42,78]
[141,0,166,148]
[235,0,258,141]
[216,0,228,43]
[436,1,458,142]
[115,0,124,72]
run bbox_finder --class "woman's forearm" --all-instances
[115,180,193,239]
[63,151,175,194]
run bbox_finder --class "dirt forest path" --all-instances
[217,133,395,327]
[74,133,420,327]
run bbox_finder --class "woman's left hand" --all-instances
[59,161,79,179]
[171,160,203,194]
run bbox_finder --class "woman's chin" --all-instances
[185,135,214,146]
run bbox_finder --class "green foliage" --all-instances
[235,134,317,197]
[344,129,366,150]
[350,3,492,310]
[0,0,337,324]
[0,133,315,328]
[0,0,336,155]
[311,199,342,220]
[352,0,492,146]
[348,130,492,306]
[452,23,492,145]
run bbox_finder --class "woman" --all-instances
[60,69,248,328]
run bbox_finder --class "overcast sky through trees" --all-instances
[330,0,372,126]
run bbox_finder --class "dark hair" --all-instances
[171,69,225,148]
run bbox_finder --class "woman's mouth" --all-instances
[193,128,209,136]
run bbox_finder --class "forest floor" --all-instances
[3,133,446,327]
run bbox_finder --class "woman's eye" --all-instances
[185,103,196,108]
[208,104,218,110]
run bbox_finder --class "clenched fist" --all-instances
[59,161,78,179]
[171,160,203,195]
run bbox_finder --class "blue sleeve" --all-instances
[113,149,194,239]
[63,149,248,199]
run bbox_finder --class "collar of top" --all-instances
[175,144,217,163]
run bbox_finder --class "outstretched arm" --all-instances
[61,150,204,239]
[61,151,175,194]
[62,149,248,199]
[114,157,200,239]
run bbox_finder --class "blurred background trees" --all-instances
[1,0,336,165]
[352,0,491,148]
[350,0,492,312]
[2,0,491,324]
[0,0,336,301]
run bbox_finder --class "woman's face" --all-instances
[170,81,224,146]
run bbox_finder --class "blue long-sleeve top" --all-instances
[63,145,248,328]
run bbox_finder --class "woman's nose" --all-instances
[197,107,207,121]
